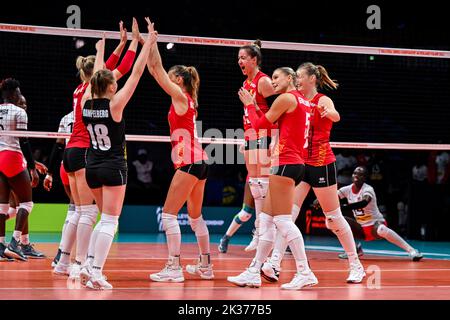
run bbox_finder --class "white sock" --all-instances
[377,225,414,253]
[92,214,119,274]
[20,234,30,245]
[75,204,98,264]
[13,230,21,242]
[87,223,101,267]
[59,206,82,265]
[59,205,76,250]
[162,213,181,257]
[189,215,210,256]
[274,215,309,273]
[253,213,276,270]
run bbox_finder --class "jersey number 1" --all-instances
[87,124,111,151]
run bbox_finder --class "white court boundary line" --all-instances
[1,130,449,150]
[2,268,450,273]
[0,285,449,291]
[1,23,449,59]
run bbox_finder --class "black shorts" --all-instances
[85,167,128,189]
[63,148,87,173]
[303,162,337,188]
[244,136,271,151]
[270,164,305,186]
[178,162,209,180]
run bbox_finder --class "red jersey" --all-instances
[66,83,90,149]
[168,94,208,170]
[272,91,309,166]
[243,71,270,140]
[304,93,336,166]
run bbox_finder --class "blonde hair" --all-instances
[169,65,200,108]
[76,55,95,82]
[275,67,297,87]
[297,62,338,90]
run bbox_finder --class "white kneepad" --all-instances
[324,209,350,236]
[79,205,99,226]
[235,209,252,223]
[0,204,9,215]
[248,178,269,200]
[274,215,302,243]
[162,213,181,235]
[189,216,209,237]
[19,202,34,214]
[259,213,276,242]
[376,224,389,238]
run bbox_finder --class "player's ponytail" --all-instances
[240,39,263,67]
[76,55,96,83]
[297,62,338,90]
[169,65,200,109]
[90,69,115,99]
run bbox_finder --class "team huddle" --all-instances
[0,18,423,290]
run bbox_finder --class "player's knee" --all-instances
[324,208,350,236]
[98,214,119,238]
[68,207,82,225]
[248,178,269,200]
[0,204,9,216]
[259,213,276,242]
[19,202,34,215]
[234,209,252,224]
[274,215,302,243]
[376,224,389,238]
[162,213,181,235]
[78,205,98,226]
[189,215,209,237]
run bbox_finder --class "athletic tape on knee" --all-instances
[78,205,98,226]
[19,202,34,214]
[259,213,276,242]
[274,215,302,243]
[234,209,252,224]
[162,213,181,235]
[98,214,119,238]
[249,178,268,200]
[376,224,389,238]
[189,215,209,237]
[324,208,351,236]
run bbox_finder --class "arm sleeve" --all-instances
[343,199,369,211]
[47,143,65,175]
[116,50,136,76]
[19,138,35,170]
[247,104,273,130]
[105,53,120,71]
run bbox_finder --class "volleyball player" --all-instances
[228,67,318,290]
[335,166,423,261]
[43,111,75,267]
[237,41,276,252]
[146,29,214,283]
[261,63,365,284]
[218,180,255,253]
[54,20,139,277]
[0,79,38,261]
[75,19,156,290]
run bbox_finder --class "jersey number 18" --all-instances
[87,124,111,151]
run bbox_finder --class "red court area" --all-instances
[1,243,449,300]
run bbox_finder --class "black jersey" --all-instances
[82,98,127,170]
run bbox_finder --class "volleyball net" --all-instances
[1,22,449,147]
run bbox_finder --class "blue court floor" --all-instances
[14,232,450,261]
